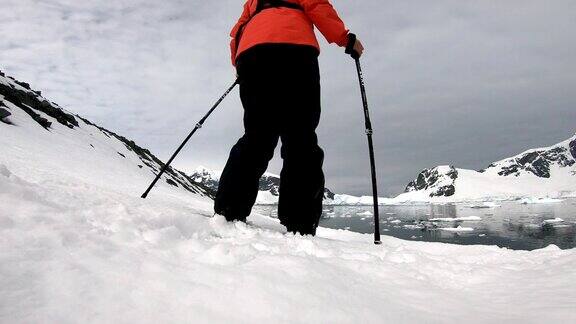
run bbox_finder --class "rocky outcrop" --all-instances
[484,139,575,178]
[0,105,11,119]
[259,174,281,195]
[0,71,78,129]
[405,166,458,197]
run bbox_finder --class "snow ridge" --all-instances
[0,70,212,198]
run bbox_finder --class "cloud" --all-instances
[2,0,575,196]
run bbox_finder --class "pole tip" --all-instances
[374,240,382,245]
[141,193,147,199]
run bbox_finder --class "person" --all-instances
[214,0,364,236]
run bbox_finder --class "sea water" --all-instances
[254,199,576,250]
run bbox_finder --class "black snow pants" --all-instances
[214,44,325,235]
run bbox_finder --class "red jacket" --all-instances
[230,0,349,66]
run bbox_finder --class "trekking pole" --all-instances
[349,53,382,245]
[141,79,239,199]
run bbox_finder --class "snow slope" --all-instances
[0,71,212,199]
[2,72,576,323]
[398,135,576,203]
[2,164,576,323]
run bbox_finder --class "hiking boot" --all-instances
[214,206,247,223]
[285,224,317,236]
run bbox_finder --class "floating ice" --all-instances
[430,216,482,222]
[543,218,564,224]
[439,226,475,232]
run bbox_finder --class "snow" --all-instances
[3,161,575,323]
[543,218,565,224]
[439,226,475,232]
[430,216,482,222]
[252,192,397,206]
[254,190,278,205]
[520,197,564,204]
[192,165,222,181]
[356,210,373,216]
[317,193,394,206]
[1,75,576,323]
[403,224,425,230]
[468,202,501,208]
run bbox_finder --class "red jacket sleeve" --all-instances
[230,1,253,66]
[299,0,349,47]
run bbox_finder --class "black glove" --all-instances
[345,33,360,59]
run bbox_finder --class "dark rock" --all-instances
[498,145,574,178]
[526,156,550,178]
[498,165,520,177]
[0,81,78,129]
[117,152,126,158]
[0,107,11,119]
[14,80,31,90]
[259,175,281,195]
[570,139,576,160]
[406,168,443,192]
[518,151,539,165]
[405,166,458,197]
[430,185,455,197]
[138,165,143,169]
[447,168,458,180]
[16,103,52,129]
[90,144,95,148]
[324,188,335,200]
[166,179,178,187]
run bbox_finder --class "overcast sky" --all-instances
[2,0,575,196]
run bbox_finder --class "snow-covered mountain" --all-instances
[191,134,576,205]
[398,135,576,202]
[0,70,213,198]
[191,166,337,205]
[191,166,283,204]
[190,166,397,206]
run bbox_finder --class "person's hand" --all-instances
[345,33,364,59]
[353,39,364,57]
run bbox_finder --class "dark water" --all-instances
[255,199,576,250]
